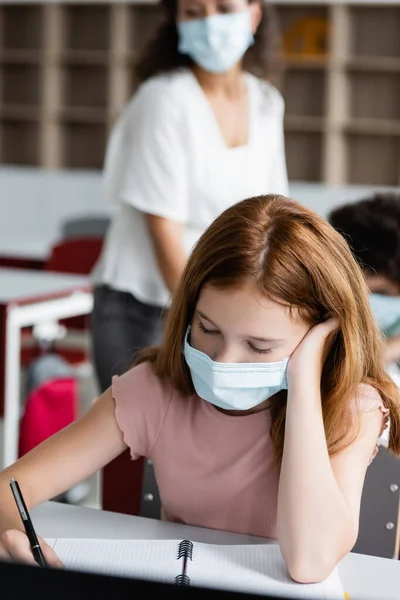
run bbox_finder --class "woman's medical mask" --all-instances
[177,12,254,74]
[369,293,400,331]
[183,327,288,411]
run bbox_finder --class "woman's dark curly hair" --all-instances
[136,0,281,84]
[329,193,400,286]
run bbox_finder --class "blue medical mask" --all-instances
[177,12,254,74]
[369,293,400,331]
[183,327,289,411]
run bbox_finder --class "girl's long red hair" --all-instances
[137,195,400,460]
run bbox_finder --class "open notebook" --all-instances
[45,538,344,599]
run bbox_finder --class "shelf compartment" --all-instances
[62,5,111,51]
[285,131,323,182]
[59,50,110,66]
[58,107,108,124]
[345,119,400,137]
[283,56,328,70]
[1,65,42,107]
[0,105,40,122]
[346,134,400,186]
[349,72,400,121]
[129,5,165,58]
[1,5,43,50]
[0,120,40,166]
[347,56,400,73]
[63,65,109,109]
[284,115,325,133]
[0,50,42,65]
[282,69,326,117]
[61,122,106,169]
[349,7,400,58]
[276,5,330,59]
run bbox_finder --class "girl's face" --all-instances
[190,283,310,364]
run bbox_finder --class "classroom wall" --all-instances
[0,167,115,258]
[0,165,396,257]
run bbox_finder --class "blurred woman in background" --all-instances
[91,0,288,393]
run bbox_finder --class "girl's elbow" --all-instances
[284,547,335,582]
[287,558,334,584]
[285,538,356,584]
[285,552,335,583]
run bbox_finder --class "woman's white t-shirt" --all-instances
[93,68,289,307]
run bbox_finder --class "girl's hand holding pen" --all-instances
[0,529,63,567]
[1,479,63,567]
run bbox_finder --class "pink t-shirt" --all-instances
[112,363,389,539]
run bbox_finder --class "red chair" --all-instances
[45,237,103,275]
[46,237,103,361]
[20,237,103,366]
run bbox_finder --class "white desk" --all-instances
[0,268,93,468]
[0,238,52,262]
[31,501,400,600]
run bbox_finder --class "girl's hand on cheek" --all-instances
[287,316,339,388]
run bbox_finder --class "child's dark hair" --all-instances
[329,193,400,286]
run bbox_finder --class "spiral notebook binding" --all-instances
[177,540,194,560]
[175,574,191,586]
[175,540,194,586]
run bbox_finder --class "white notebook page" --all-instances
[45,538,344,600]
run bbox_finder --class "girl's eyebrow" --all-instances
[197,310,218,326]
[248,336,284,344]
[196,310,283,343]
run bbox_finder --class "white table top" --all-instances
[0,268,91,304]
[0,238,52,261]
[31,502,400,600]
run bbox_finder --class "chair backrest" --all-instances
[45,237,103,275]
[353,446,400,558]
[61,216,110,240]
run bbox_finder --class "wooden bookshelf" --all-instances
[276,2,400,184]
[0,1,399,186]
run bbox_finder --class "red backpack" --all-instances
[19,355,77,457]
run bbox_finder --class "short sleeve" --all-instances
[118,78,189,222]
[112,362,172,460]
[350,383,390,463]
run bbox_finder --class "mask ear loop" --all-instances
[182,325,191,356]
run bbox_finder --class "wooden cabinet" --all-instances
[0,1,399,186]
[277,2,400,184]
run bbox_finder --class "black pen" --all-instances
[10,478,47,567]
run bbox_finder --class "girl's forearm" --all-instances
[276,381,356,583]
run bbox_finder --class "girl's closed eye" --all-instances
[198,321,219,335]
[248,344,272,355]
[198,322,273,355]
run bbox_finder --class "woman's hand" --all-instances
[287,316,339,388]
[0,529,64,567]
